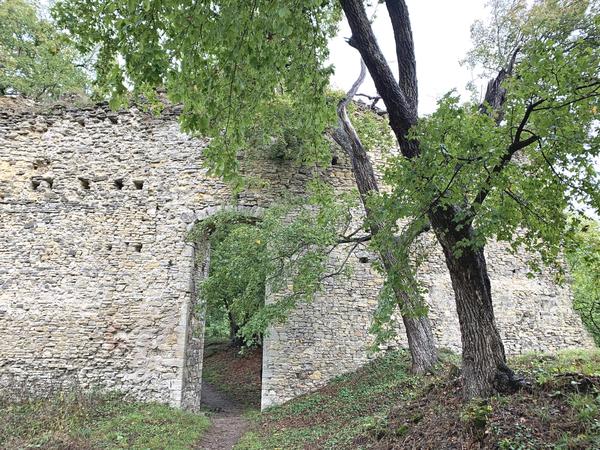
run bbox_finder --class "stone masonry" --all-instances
[0,98,594,411]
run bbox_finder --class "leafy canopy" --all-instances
[197,217,266,343]
[53,0,341,181]
[382,0,599,271]
[0,0,90,99]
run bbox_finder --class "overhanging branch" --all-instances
[337,234,372,244]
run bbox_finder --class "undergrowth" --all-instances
[236,349,600,450]
[0,391,209,450]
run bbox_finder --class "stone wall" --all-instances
[0,99,594,411]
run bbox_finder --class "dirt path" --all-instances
[196,382,249,450]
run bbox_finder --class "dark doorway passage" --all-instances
[201,340,263,410]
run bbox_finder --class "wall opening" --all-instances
[79,177,90,190]
[180,207,266,412]
[198,215,264,411]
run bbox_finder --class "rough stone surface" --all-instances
[0,100,594,411]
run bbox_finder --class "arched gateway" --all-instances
[0,100,593,411]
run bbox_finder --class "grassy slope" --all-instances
[237,349,600,450]
[0,392,209,450]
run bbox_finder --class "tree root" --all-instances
[494,364,533,394]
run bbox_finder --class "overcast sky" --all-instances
[329,0,489,115]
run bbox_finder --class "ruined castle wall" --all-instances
[0,104,221,409]
[0,101,358,408]
[0,101,594,411]
[260,236,595,407]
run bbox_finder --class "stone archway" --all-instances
[179,205,265,411]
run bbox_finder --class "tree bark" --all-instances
[332,127,438,374]
[340,0,512,397]
[332,61,437,374]
[228,311,243,347]
[429,207,513,397]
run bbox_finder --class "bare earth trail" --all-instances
[196,382,250,450]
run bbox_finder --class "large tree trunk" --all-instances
[332,63,438,374]
[429,208,510,397]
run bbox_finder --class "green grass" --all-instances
[236,349,600,450]
[513,348,600,383]
[0,391,210,449]
[235,349,425,449]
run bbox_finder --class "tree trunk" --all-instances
[340,0,515,396]
[445,246,505,397]
[429,207,519,397]
[332,65,438,373]
[389,265,439,373]
[352,153,438,374]
[228,312,243,347]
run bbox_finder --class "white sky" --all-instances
[329,0,488,115]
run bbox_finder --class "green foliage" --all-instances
[567,393,600,423]
[203,305,230,341]
[0,0,90,99]
[513,348,600,383]
[189,183,360,345]
[245,93,339,162]
[0,391,209,449]
[461,399,493,430]
[497,426,541,450]
[384,1,599,274]
[53,0,341,181]
[196,216,266,344]
[347,101,395,153]
[566,220,600,345]
[465,0,530,77]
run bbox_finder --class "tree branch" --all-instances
[471,99,543,209]
[337,234,372,244]
[385,0,418,113]
[514,98,544,143]
[340,0,418,158]
[319,241,361,282]
[331,58,380,202]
